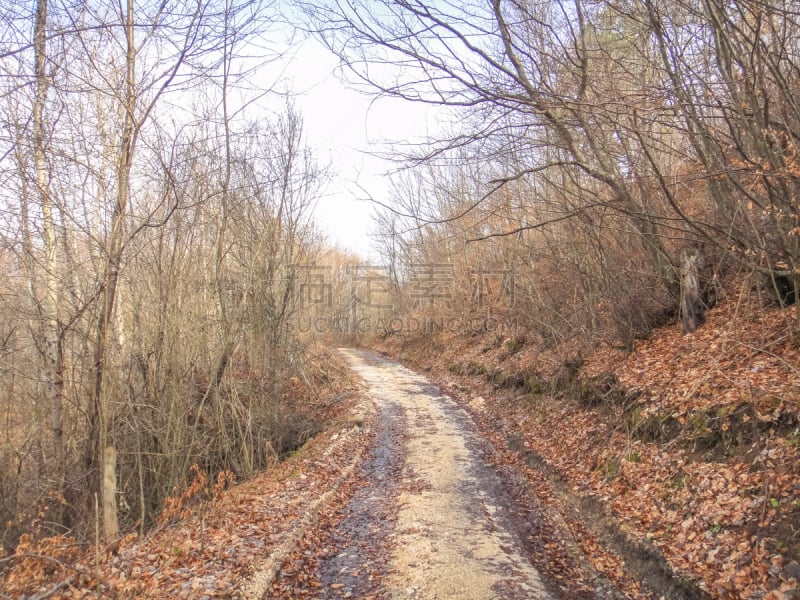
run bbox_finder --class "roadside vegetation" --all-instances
[0,0,339,562]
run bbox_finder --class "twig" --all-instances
[731,335,798,373]
[30,575,76,600]
[94,492,100,599]
[0,552,73,568]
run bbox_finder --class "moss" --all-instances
[786,430,800,447]
[502,334,526,356]
[669,469,687,490]
[523,373,546,396]
[601,456,620,479]
[493,369,526,390]
[683,403,755,456]
[448,362,464,376]
[550,357,583,394]
[625,408,681,443]
[485,366,505,385]
[679,401,800,460]
[572,372,626,407]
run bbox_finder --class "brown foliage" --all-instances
[374,282,800,597]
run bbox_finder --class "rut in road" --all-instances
[335,348,552,600]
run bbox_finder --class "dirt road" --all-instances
[333,348,552,599]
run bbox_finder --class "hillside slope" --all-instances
[373,296,800,598]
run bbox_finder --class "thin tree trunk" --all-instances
[90,0,136,541]
[32,0,67,505]
[102,447,119,540]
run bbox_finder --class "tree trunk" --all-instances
[102,446,119,541]
[680,248,705,333]
[90,0,136,540]
[33,0,67,504]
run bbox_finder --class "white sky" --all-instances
[281,37,441,259]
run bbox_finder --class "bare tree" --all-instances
[304,0,681,288]
[0,0,287,541]
[303,0,800,338]
[644,0,800,296]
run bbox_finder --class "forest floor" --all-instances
[0,349,377,600]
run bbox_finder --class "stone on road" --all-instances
[338,348,551,600]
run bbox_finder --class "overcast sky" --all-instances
[281,37,442,259]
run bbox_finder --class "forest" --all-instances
[1,0,799,597]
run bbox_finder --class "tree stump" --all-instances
[680,248,706,333]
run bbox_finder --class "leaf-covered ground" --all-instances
[0,378,376,599]
[374,297,800,598]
